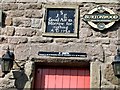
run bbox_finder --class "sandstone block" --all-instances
[18,3,42,10]
[14,44,30,60]
[88,44,104,62]
[100,38,110,44]
[31,18,42,28]
[2,3,18,11]
[2,0,16,3]
[102,45,117,57]
[5,17,12,26]
[17,0,37,3]
[24,61,34,79]
[38,0,47,3]
[15,28,36,37]
[9,10,25,17]
[90,62,100,88]
[104,64,119,85]
[25,10,43,18]
[30,36,53,43]
[8,37,28,44]
[108,31,117,38]
[35,29,42,36]
[13,18,31,27]
[55,38,75,43]
[79,28,93,39]
[1,27,15,36]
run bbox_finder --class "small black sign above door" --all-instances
[42,5,79,37]
[38,51,87,57]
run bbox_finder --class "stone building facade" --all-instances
[0,0,120,89]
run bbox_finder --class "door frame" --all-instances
[32,57,90,89]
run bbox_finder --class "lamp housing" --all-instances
[1,50,14,74]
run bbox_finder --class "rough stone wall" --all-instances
[0,0,119,89]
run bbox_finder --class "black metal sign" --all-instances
[46,9,75,33]
[42,5,79,37]
[83,6,119,30]
[38,51,87,57]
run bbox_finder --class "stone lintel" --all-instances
[32,57,90,68]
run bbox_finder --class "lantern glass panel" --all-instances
[113,62,120,76]
[1,59,11,72]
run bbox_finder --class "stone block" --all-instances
[17,0,37,3]
[8,37,28,44]
[79,28,93,39]
[14,44,30,60]
[90,62,100,88]
[84,38,99,44]
[31,18,41,28]
[30,36,53,43]
[101,85,116,89]
[2,0,16,3]
[100,38,110,44]
[24,61,34,79]
[35,29,42,36]
[110,39,118,45]
[55,38,75,43]
[9,10,25,17]
[5,17,12,26]
[108,31,117,38]
[30,43,76,59]
[102,45,117,57]
[13,18,31,27]
[38,0,47,3]
[2,3,18,11]
[104,64,119,85]
[30,43,103,62]
[89,45,104,62]
[95,0,119,3]
[15,28,36,37]
[1,27,15,36]
[18,3,42,10]
[25,10,43,18]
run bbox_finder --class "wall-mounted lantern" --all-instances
[1,48,14,74]
[112,49,120,77]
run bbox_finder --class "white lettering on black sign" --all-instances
[45,9,75,33]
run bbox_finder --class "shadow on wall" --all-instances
[2,12,6,28]
[13,70,28,90]
[92,20,120,33]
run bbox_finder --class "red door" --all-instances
[34,67,90,89]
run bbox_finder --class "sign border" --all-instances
[42,5,79,37]
[83,6,119,30]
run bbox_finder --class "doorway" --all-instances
[34,67,90,89]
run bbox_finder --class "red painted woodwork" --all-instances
[34,67,90,90]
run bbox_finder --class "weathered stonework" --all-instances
[90,62,101,88]
[1,27,15,36]
[0,0,119,89]
[104,64,120,85]
[15,28,36,37]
